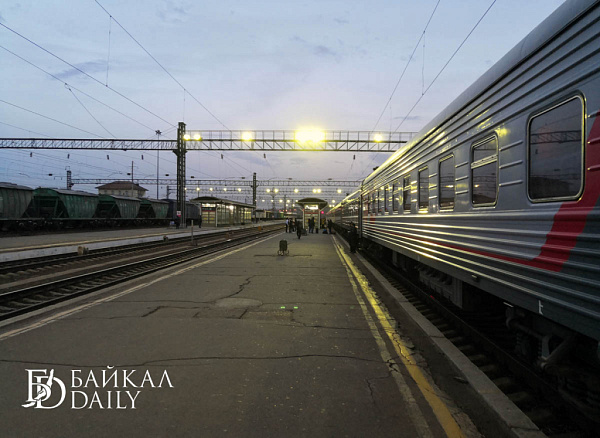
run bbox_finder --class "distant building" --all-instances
[96,181,148,198]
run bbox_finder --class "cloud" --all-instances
[54,60,107,80]
[290,36,338,58]
[157,0,189,24]
[313,45,337,57]
[393,115,422,122]
[334,18,348,25]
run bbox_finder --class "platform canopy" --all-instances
[296,198,329,210]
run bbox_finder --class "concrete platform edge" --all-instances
[353,250,546,438]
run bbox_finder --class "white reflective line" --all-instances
[0,234,279,342]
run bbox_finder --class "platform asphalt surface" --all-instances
[0,231,483,437]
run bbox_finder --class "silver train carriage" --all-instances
[328,190,360,229]
[360,0,600,368]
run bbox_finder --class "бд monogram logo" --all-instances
[23,369,67,409]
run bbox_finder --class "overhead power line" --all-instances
[372,0,442,132]
[0,99,104,138]
[394,0,497,132]
[93,0,230,131]
[0,44,158,133]
[0,22,176,128]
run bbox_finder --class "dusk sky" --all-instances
[0,0,565,202]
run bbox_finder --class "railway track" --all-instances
[356,246,595,437]
[0,227,258,277]
[0,225,283,321]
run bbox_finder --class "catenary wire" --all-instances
[0,22,176,128]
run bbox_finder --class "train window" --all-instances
[471,136,498,206]
[388,185,394,212]
[439,155,455,210]
[382,187,388,212]
[392,181,400,212]
[403,176,411,212]
[419,167,429,210]
[372,192,377,213]
[528,97,583,201]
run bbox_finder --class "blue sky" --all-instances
[0,0,565,201]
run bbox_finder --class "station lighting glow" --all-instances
[193,134,202,141]
[337,189,342,193]
[295,130,325,144]
[274,188,279,193]
[374,134,383,142]
[223,188,227,191]
[183,134,191,141]
[241,132,253,141]
[196,187,200,191]
[266,189,270,193]
[237,188,241,192]
[209,187,213,191]
[294,188,299,193]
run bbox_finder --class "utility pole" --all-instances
[156,129,161,199]
[131,161,134,197]
[174,122,187,226]
[252,172,257,222]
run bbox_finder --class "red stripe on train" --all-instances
[530,111,600,272]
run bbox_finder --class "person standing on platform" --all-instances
[199,214,202,229]
[349,222,358,253]
[296,221,302,239]
[327,219,333,235]
[285,218,289,233]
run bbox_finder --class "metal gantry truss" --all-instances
[71,178,361,202]
[183,130,415,151]
[0,130,414,152]
[1,123,411,223]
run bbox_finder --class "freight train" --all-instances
[0,183,200,230]
[330,0,600,417]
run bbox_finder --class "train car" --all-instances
[138,198,169,220]
[327,190,360,230]
[26,188,99,227]
[0,182,34,230]
[95,195,141,223]
[359,0,600,412]
[163,199,201,225]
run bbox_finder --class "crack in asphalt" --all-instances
[0,354,385,368]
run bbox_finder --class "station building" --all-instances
[190,196,254,227]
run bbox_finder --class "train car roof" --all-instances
[365,0,596,185]
[35,188,97,197]
[0,182,33,191]
[98,194,141,202]
[140,198,168,204]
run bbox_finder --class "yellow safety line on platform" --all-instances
[332,241,433,438]
[333,237,465,438]
[0,233,280,342]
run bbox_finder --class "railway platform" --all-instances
[0,231,535,437]
[0,222,275,262]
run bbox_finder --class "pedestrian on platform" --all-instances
[285,218,289,233]
[349,222,358,253]
[296,221,302,239]
[328,219,333,235]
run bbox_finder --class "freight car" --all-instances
[163,199,201,225]
[0,182,34,230]
[25,188,99,228]
[95,195,141,226]
[335,0,599,418]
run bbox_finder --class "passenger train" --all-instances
[330,0,600,413]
